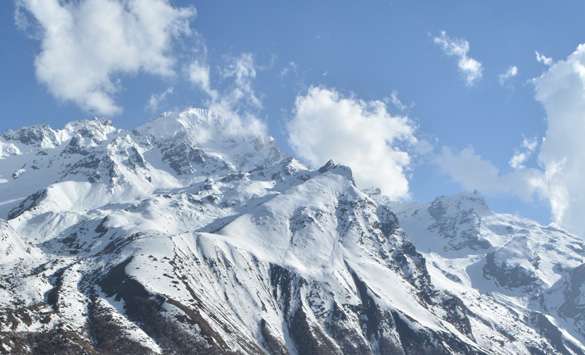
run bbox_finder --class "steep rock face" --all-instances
[0,108,583,354]
[542,264,585,345]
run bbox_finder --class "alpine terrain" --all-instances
[1,107,585,355]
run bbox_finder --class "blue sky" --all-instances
[3,0,585,229]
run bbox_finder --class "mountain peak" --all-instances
[318,159,355,182]
[139,107,283,173]
[139,107,268,144]
[62,118,116,142]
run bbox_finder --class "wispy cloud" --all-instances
[435,146,544,201]
[433,31,483,86]
[499,65,519,85]
[219,53,262,110]
[280,61,298,78]
[535,51,553,66]
[147,87,174,113]
[187,60,217,99]
[509,137,538,169]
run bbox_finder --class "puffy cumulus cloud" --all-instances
[287,86,418,200]
[17,0,194,115]
[533,43,585,234]
[436,146,544,201]
[433,31,483,86]
[536,51,553,66]
[499,65,519,86]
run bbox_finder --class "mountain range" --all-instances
[1,108,585,354]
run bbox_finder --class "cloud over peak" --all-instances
[287,86,417,200]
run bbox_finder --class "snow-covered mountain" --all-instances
[1,108,585,354]
[392,193,585,354]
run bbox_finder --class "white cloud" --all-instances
[433,44,585,236]
[535,51,553,66]
[509,137,538,169]
[433,31,483,86]
[508,153,525,170]
[187,60,217,98]
[436,146,544,201]
[387,91,411,112]
[499,65,519,85]
[18,0,194,115]
[14,1,33,33]
[280,61,298,78]
[219,53,261,109]
[533,43,585,234]
[287,86,417,200]
[147,87,174,113]
[195,53,267,142]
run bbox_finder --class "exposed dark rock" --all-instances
[161,141,232,176]
[528,311,584,355]
[260,318,288,355]
[484,252,540,290]
[290,304,340,355]
[2,125,58,147]
[8,189,47,219]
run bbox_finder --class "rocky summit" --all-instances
[1,108,585,354]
